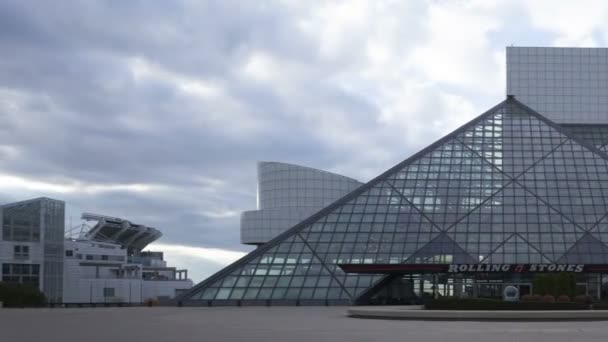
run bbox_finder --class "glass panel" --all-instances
[180,98,608,305]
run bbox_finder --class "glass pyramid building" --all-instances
[179,96,608,306]
[561,124,608,154]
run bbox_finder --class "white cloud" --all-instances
[519,0,608,46]
[408,1,505,91]
[129,57,222,98]
[201,209,239,219]
[146,243,248,282]
[0,173,167,194]
[241,51,276,82]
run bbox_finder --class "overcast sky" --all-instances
[1,0,607,282]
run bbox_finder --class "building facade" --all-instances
[507,46,608,125]
[0,197,65,303]
[0,198,192,304]
[63,239,191,303]
[179,96,608,306]
[507,46,608,154]
[62,213,192,303]
[241,162,362,245]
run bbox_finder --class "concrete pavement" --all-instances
[2,307,608,342]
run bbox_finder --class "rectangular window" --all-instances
[1,263,40,288]
[2,224,10,240]
[13,245,29,259]
[65,250,73,257]
[2,214,40,242]
[103,287,115,297]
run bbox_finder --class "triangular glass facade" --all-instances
[180,97,608,305]
[561,124,608,154]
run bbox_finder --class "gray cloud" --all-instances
[3,1,598,279]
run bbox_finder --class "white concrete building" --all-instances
[1,197,192,304]
[63,239,191,303]
[0,198,65,303]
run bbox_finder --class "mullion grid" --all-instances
[518,139,608,231]
[388,113,510,262]
[337,184,388,295]
[268,236,305,300]
[512,186,554,262]
[281,235,326,301]
[387,141,508,232]
[449,115,509,229]
[456,109,592,262]
[590,214,608,248]
[561,125,608,150]
[192,99,608,304]
[205,230,342,301]
[232,247,281,301]
[481,234,548,264]
[559,234,608,264]
[451,113,505,260]
[298,224,353,301]
[303,185,385,299]
[382,183,442,262]
[510,183,591,262]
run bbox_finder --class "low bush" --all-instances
[533,273,576,297]
[521,294,542,302]
[556,295,571,302]
[425,297,589,311]
[144,298,160,307]
[0,282,46,307]
[541,295,556,303]
[592,303,608,310]
[574,295,594,304]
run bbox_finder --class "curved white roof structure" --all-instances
[82,213,162,254]
[241,161,363,245]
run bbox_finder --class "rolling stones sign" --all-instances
[337,263,608,274]
[447,264,585,273]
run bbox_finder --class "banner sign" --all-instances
[447,264,584,273]
[338,263,608,274]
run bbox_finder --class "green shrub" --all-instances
[0,282,46,307]
[425,297,588,311]
[533,273,575,297]
[556,273,576,297]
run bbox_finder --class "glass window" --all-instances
[215,289,232,300]
[1,263,40,287]
[13,246,29,259]
[103,287,115,297]
[179,101,608,304]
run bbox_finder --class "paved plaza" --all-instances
[1,306,608,342]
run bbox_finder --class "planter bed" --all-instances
[425,298,590,310]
